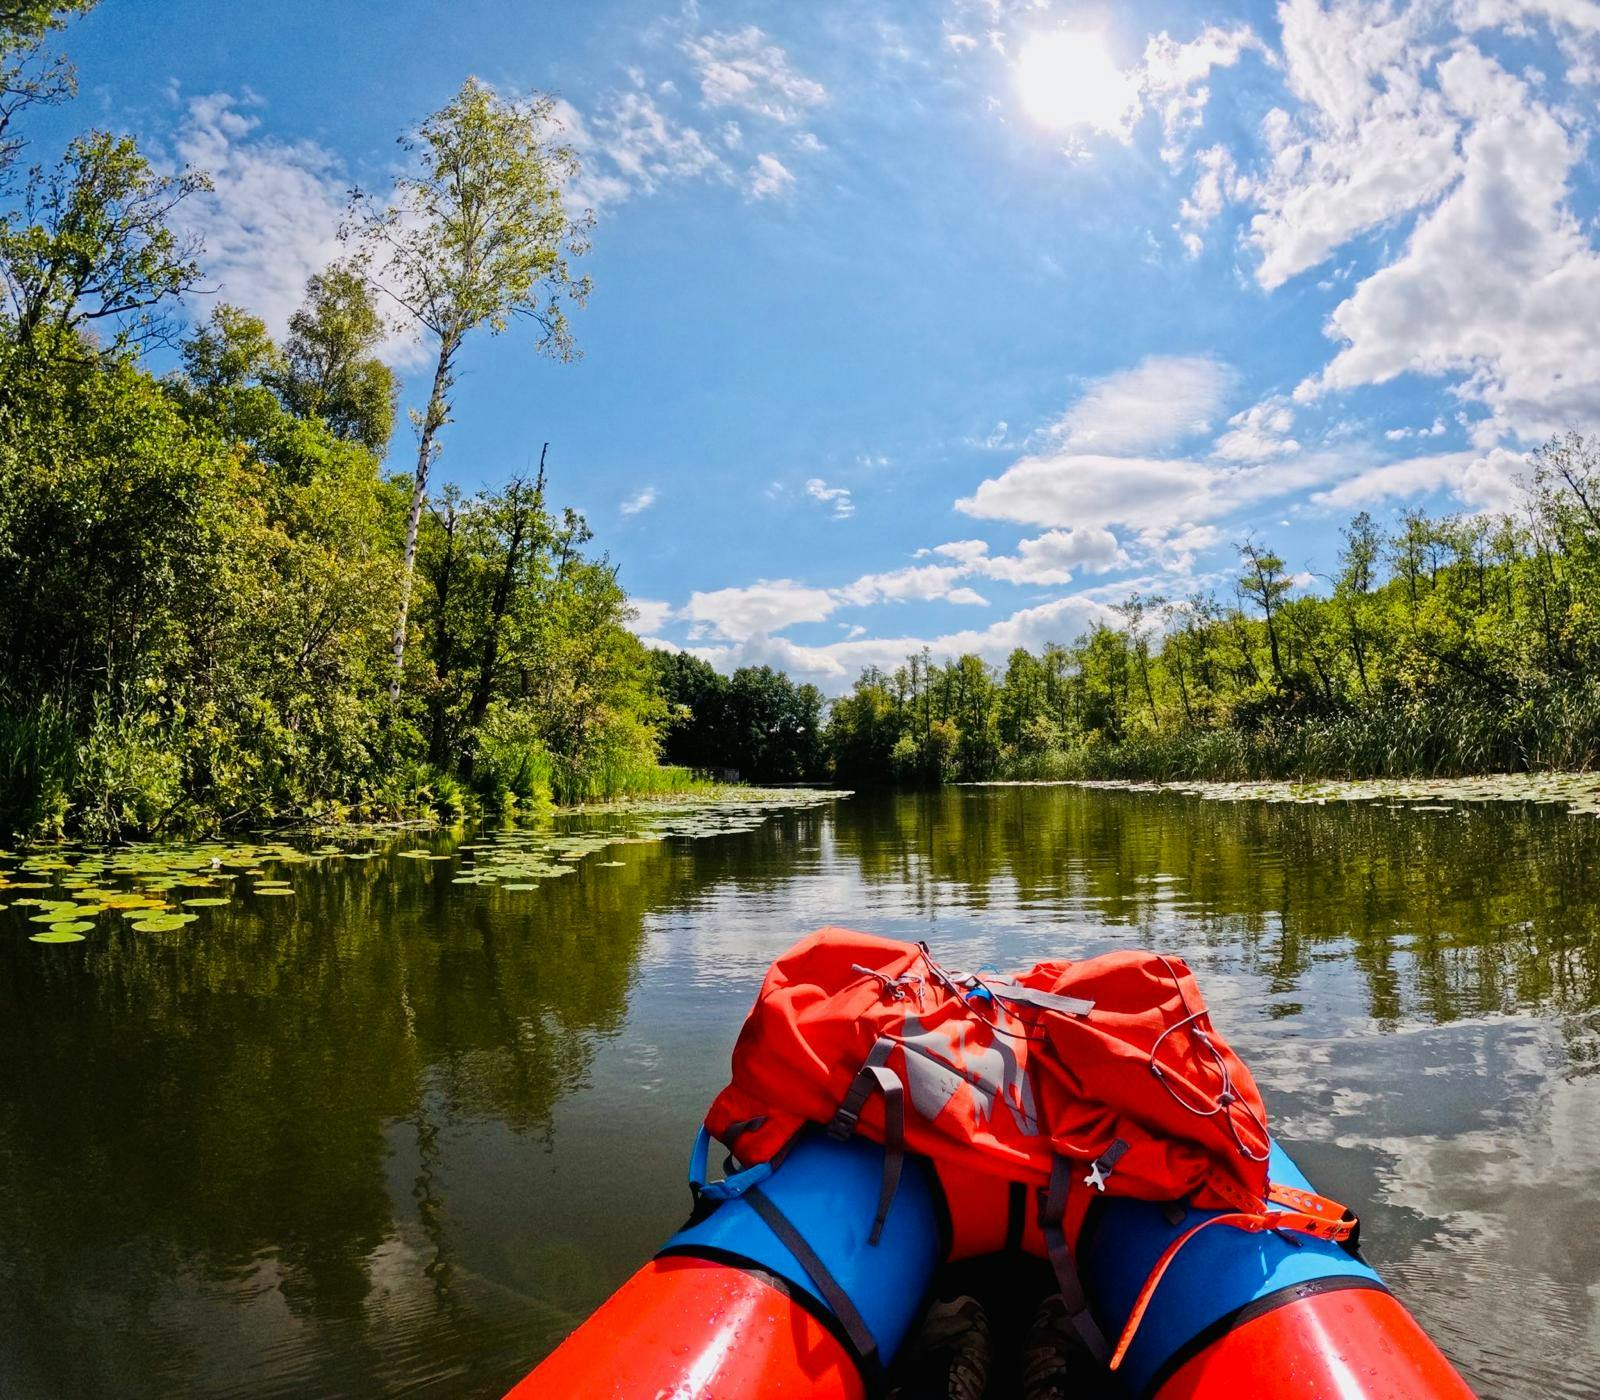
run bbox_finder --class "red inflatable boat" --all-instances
[508,930,1475,1399]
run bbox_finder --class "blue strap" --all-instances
[688,1125,773,1202]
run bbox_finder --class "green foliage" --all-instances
[827,458,1600,788]
[346,75,593,697]
[651,653,825,782]
[0,128,209,358]
[0,67,689,840]
[277,261,397,455]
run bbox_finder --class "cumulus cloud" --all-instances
[1142,24,1270,163]
[1212,399,1301,461]
[685,592,1117,688]
[628,598,675,635]
[683,27,828,123]
[1177,144,1239,255]
[171,92,348,340]
[805,477,855,518]
[683,580,839,641]
[620,486,658,516]
[1244,0,1462,290]
[1297,47,1600,442]
[1313,446,1529,514]
[1048,355,1232,453]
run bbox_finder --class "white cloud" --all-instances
[967,527,1129,584]
[945,587,991,606]
[836,562,974,606]
[805,477,855,519]
[747,152,797,200]
[682,580,839,641]
[958,451,1213,531]
[1212,399,1301,461]
[171,93,347,341]
[588,88,729,200]
[1297,47,1600,443]
[1313,446,1529,513]
[620,486,658,516]
[628,597,675,635]
[1177,144,1239,255]
[1244,0,1462,290]
[1048,355,1232,452]
[683,27,828,123]
[685,592,1117,689]
[1142,24,1269,163]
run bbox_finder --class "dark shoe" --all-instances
[1021,1293,1117,1400]
[889,1293,993,1400]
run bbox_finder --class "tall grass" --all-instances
[0,697,76,839]
[997,680,1600,784]
[547,756,707,805]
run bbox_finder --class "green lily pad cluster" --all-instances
[1050,772,1600,816]
[403,787,850,891]
[1,834,387,947]
[4,790,846,939]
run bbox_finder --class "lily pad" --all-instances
[29,929,86,943]
[46,920,94,935]
[182,897,231,907]
[131,913,199,932]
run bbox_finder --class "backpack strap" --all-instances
[1106,1181,1360,1371]
[827,1036,905,1246]
[1038,1154,1111,1364]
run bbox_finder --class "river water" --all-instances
[2,786,1598,1399]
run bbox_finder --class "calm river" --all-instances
[3,786,1599,1398]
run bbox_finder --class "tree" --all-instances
[277,261,397,456]
[1238,538,1292,686]
[0,130,209,362]
[0,1,96,169]
[346,77,592,699]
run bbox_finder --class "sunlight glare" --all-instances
[1016,31,1137,134]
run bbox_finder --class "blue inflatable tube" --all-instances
[663,1128,942,1370]
[1078,1139,1381,1396]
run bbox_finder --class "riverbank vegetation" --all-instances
[0,5,687,840]
[825,436,1600,786]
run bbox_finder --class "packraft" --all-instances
[701,926,1355,1367]
[506,928,1476,1400]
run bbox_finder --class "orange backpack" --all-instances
[703,927,1355,1368]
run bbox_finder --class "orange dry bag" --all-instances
[703,927,1355,1369]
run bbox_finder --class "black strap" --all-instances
[1040,1154,1111,1364]
[828,1038,905,1246]
[744,1185,883,1382]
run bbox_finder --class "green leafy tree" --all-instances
[0,129,209,360]
[346,77,592,698]
[276,261,397,456]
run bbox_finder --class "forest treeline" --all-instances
[822,438,1600,786]
[0,3,696,838]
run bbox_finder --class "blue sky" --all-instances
[40,0,1600,689]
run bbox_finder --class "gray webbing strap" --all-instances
[985,981,1096,1018]
[744,1185,883,1379]
[1041,1154,1111,1364]
[827,1038,905,1245]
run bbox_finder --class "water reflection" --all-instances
[1,790,1598,1397]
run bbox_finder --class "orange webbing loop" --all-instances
[1106,1184,1359,1371]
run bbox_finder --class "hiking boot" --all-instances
[1021,1293,1117,1400]
[889,1293,993,1400]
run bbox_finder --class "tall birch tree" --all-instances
[346,77,590,700]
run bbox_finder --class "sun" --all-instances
[1015,31,1138,134]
